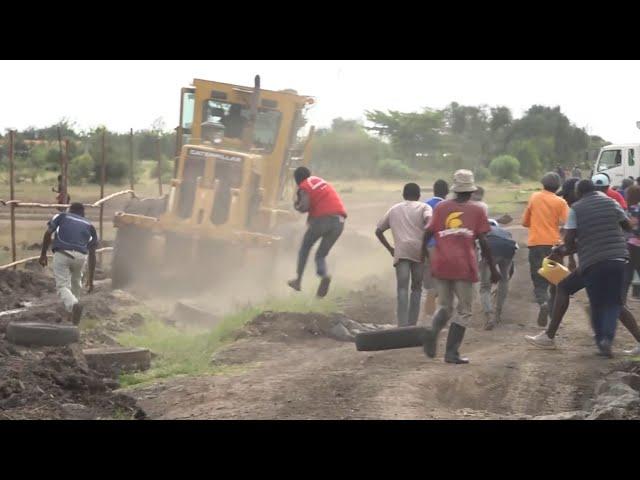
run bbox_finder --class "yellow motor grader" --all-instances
[111,75,315,289]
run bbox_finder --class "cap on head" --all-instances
[294,166,311,185]
[541,172,561,191]
[452,169,477,193]
[591,173,610,187]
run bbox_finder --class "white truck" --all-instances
[593,143,640,187]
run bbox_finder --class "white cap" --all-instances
[591,173,610,187]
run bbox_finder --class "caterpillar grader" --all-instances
[111,75,315,289]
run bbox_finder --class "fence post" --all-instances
[157,135,163,196]
[63,139,69,203]
[129,128,134,192]
[99,129,106,266]
[57,126,64,176]
[9,130,16,269]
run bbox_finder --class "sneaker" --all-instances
[537,304,549,327]
[597,339,613,358]
[71,302,84,326]
[624,344,640,356]
[316,276,331,298]
[483,312,495,331]
[524,331,556,349]
[287,279,301,291]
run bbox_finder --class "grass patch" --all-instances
[116,293,340,388]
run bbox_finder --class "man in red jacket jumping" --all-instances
[288,167,347,298]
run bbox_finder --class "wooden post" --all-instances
[157,135,163,196]
[129,128,134,192]
[57,126,64,175]
[63,139,69,202]
[174,126,181,178]
[9,130,16,269]
[99,129,106,265]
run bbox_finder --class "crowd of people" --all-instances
[40,164,640,362]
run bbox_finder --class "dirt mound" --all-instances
[0,338,145,420]
[337,284,396,325]
[0,270,55,311]
[233,311,389,344]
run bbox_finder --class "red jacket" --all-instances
[298,176,347,219]
[606,187,627,210]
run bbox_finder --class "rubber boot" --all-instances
[423,308,448,358]
[444,323,469,364]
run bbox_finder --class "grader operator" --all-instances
[111,75,315,288]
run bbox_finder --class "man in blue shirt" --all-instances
[39,203,98,324]
[479,219,518,330]
[422,179,448,318]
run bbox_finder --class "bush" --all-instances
[151,156,174,183]
[509,140,542,179]
[69,153,95,184]
[312,119,390,178]
[377,158,414,179]
[489,155,520,181]
[474,166,490,182]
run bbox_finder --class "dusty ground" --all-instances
[124,194,639,420]
[2,183,639,420]
[130,241,636,420]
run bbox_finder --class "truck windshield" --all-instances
[598,150,622,171]
[204,100,281,152]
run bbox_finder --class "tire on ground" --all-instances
[355,326,427,351]
[6,322,80,347]
[83,347,151,373]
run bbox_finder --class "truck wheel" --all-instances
[355,326,427,352]
[6,322,79,347]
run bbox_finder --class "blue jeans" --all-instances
[395,259,423,327]
[583,260,626,344]
[296,216,345,280]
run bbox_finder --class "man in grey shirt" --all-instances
[376,183,432,327]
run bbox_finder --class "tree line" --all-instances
[312,104,610,181]
[0,118,176,185]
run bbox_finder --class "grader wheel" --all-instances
[111,197,166,289]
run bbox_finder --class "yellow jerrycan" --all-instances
[538,257,570,285]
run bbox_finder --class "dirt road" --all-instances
[128,212,638,420]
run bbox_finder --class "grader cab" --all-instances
[111,75,315,288]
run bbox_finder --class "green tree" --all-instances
[365,108,444,167]
[509,139,542,179]
[69,153,95,184]
[489,155,520,182]
[312,118,390,178]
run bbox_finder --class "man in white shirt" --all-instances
[376,183,432,327]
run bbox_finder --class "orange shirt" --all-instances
[522,190,569,246]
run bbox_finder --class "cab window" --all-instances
[598,150,622,171]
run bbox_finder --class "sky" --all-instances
[1,60,640,143]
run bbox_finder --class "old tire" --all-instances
[6,322,79,346]
[83,347,151,373]
[355,326,427,352]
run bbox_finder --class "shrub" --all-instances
[69,153,95,184]
[474,166,490,182]
[489,155,520,181]
[377,158,414,179]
